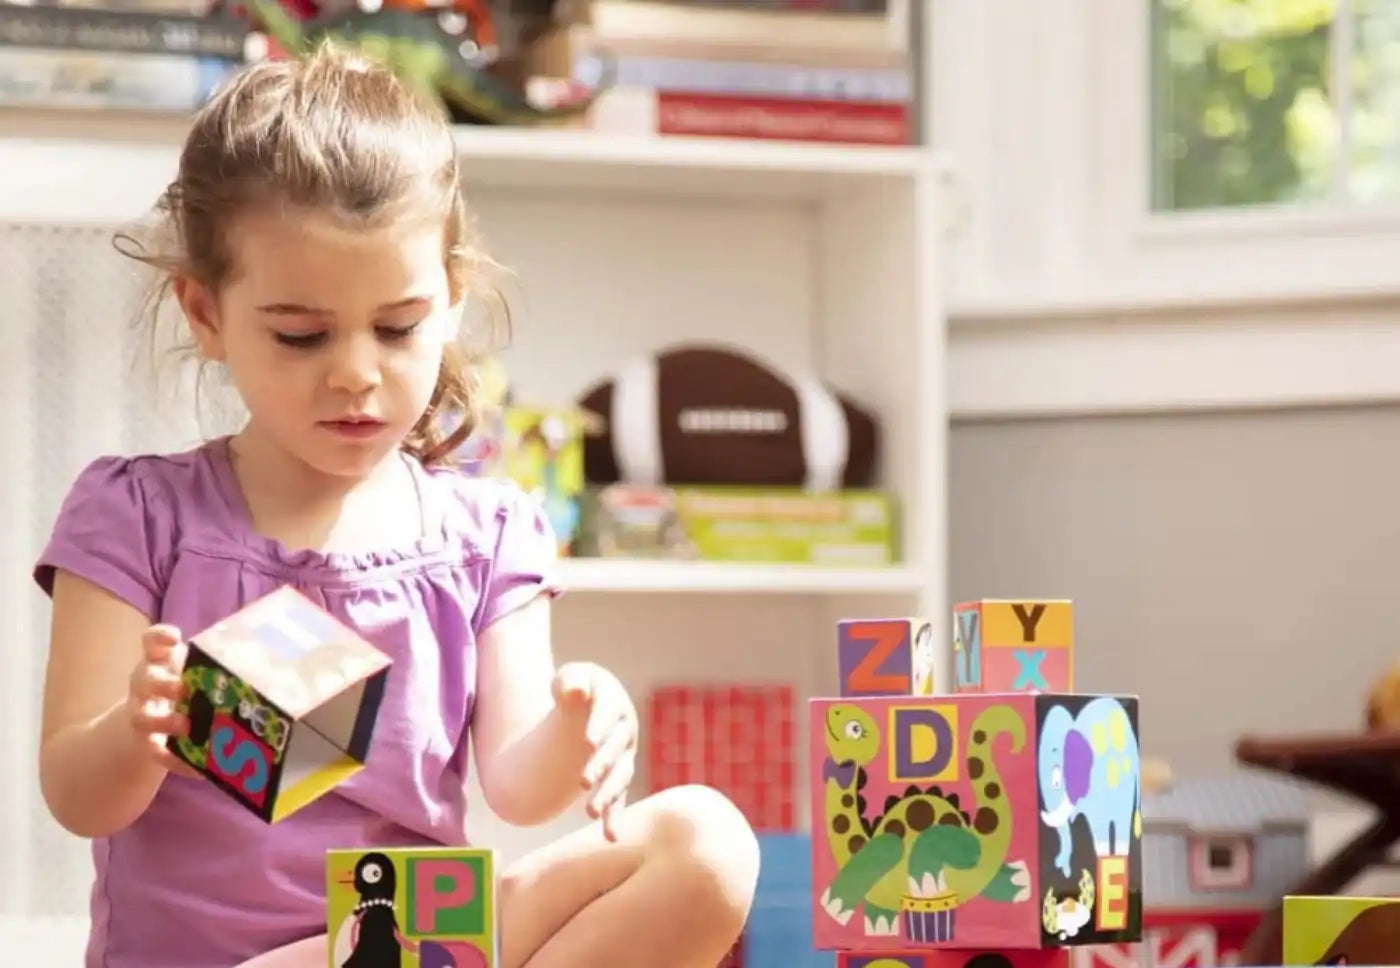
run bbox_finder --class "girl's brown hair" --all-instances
[116,42,508,465]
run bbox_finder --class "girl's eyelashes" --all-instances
[273,330,327,348]
[271,321,423,349]
[377,321,422,341]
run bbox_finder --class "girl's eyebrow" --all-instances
[254,296,431,315]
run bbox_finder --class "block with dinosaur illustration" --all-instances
[838,618,938,697]
[1282,894,1400,966]
[837,951,1069,967]
[166,586,392,823]
[326,846,496,967]
[809,692,1141,953]
[953,599,1074,694]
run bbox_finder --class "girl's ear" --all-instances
[174,274,226,361]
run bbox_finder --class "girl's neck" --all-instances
[224,426,424,556]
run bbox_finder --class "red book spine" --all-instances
[655,90,910,145]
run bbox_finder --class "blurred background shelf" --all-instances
[557,557,924,594]
[0,109,937,222]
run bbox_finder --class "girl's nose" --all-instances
[326,337,382,393]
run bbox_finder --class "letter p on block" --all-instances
[409,855,486,936]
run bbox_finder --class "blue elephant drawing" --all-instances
[1037,696,1140,877]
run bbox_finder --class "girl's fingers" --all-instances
[131,703,189,739]
[149,738,203,780]
[141,625,183,662]
[601,790,629,843]
[144,665,187,702]
[584,700,626,749]
[582,719,634,788]
[587,748,635,821]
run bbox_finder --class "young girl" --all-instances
[34,44,758,968]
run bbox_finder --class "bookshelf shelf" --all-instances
[558,558,923,594]
[0,109,938,224]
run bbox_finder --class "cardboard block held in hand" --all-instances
[167,586,391,822]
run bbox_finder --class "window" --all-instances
[1187,835,1254,891]
[1151,0,1400,211]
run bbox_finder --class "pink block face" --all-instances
[810,694,1041,952]
[980,645,1072,694]
[838,952,1069,967]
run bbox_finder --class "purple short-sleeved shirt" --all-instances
[33,436,559,968]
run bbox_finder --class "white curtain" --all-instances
[0,221,224,917]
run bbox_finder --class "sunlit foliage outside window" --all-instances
[1152,0,1400,210]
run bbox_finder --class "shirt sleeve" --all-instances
[474,482,563,634]
[33,456,171,620]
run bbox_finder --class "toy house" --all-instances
[1072,770,1311,968]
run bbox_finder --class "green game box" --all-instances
[574,484,899,565]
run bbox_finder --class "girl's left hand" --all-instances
[553,661,638,842]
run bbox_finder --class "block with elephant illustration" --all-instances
[809,692,1141,953]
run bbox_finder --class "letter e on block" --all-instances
[838,618,937,697]
[408,855,484,936]
[1096,855,1128,931]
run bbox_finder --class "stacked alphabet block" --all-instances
[813,601,1143,967]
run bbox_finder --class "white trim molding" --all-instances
[949,298,1400,420]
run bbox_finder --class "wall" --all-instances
[949,403,1398,773]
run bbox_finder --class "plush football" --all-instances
[576,343,879,489]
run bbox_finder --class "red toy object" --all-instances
[647,684,795,831]
[1070,909,1261,967]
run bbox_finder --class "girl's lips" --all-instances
[321,418,385,439]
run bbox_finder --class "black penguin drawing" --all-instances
[341,852,403,968]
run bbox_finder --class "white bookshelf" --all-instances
[0,96,947,912]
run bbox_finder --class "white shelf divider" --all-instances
[557,558,924,595]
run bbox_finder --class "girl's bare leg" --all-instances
[500,784,759,968]
[235,784,758,968]
[235,934,326,968]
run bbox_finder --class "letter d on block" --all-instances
[411,858,478,935]
[888,705,958,784]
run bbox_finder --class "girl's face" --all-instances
[179,207,455,480]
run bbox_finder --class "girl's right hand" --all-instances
[127,624,201,779]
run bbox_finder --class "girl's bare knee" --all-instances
[645,784,760,928]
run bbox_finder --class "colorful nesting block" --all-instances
[167,586,391,822]
[838,618,938,697]
[953,599,1074,694]
[327,847,496,967]
[809,692,1141,953]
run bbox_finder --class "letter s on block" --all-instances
[412,859,477,935]
[209,724,269,797]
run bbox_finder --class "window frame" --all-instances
[936,0,1400,318]
[1186,833,1255,893]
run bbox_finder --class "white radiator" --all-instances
[0,221,212,920]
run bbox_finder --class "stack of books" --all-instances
[0,0,255,114]
[574,0,916,146]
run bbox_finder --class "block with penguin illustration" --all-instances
[814,599,1142,960]
[167,586,392,822]
[327,847,496,967]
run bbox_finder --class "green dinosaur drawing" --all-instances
[243,0,614,125]
[818,702,1033,939]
